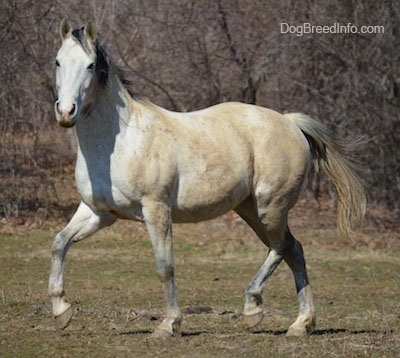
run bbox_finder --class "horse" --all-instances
[49,19,366,338]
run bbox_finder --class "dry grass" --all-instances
[1,198,400,357]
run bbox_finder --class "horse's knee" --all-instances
[51,233,69,257]
[157,265,174,283]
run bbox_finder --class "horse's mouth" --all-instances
[57,115,76,128]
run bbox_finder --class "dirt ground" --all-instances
[1,194,399,357]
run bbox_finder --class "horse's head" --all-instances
[55,19,108,127]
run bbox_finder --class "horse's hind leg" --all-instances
[243,248,284,328]
[48,201,115,329]
[283,230,316,336]
[235,196,315,335]
[234,197,286,328]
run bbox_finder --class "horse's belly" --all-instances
[172,201,239,223]
[172,174,251,223]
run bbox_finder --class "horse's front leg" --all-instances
[143,199,182,338]
[49,201,116,329]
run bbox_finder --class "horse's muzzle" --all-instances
[55,100,77,127]
[57,115,76,128]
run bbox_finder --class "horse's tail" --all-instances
[285,113,366,239]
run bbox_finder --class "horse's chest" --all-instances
[75,158,143,220]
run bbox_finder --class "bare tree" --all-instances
[0,0,398,222]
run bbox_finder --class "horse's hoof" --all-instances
[149,328,173,339]
[243,311,264,328]
[286,324,307,337]
[55,305,74,330]
[286,317,315,336]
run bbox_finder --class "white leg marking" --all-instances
[284,239,316,336]
[48,202,115,329]
[243,249,283,327]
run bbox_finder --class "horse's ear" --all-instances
[85,20,97,43]
[60,18,72,40]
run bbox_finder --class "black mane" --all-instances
[71,26,134,95]
[71,27,109,89]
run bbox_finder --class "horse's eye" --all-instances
[87,63,95,70]
[55,60,60,67]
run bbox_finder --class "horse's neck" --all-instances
[75,76,134,158]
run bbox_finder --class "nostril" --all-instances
[55,100,61,114]
[69,104,76,116]
[55,101,77,118]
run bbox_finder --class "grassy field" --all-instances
[1,200,399,357]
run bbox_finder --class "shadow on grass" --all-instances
[118,329,153,336]
[251,328,383,336]
[117,330,208,338]
[311,328,380,335]
[116,327,386,338]
[115,326,388,338]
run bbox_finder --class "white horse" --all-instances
[49,19,366,338]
